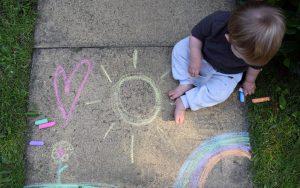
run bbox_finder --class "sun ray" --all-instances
[156,126,177,152]
[85,99,102,105]
[103,123,114,140]
[170,102,175,106]
[131,134,134,164]
[100,65,112,83]
[132,49,138,69]
[157,126,168,139]
[159,70,171,81]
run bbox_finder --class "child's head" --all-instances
[228,1,285,66]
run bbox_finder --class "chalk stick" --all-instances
[39,121,56,129]
[30,141,44,146]
[35,118,48,126]
[239,88,245,103]
[252,97,270,103]
[25,111,39,117]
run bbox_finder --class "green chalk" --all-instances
[25,111,39,117]
[35,118,48,126]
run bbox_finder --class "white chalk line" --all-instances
[111,74,161,126]
[133,49,138,69]
[100,65,112,83]
[156,126,177,152]
[103,123,114,140]
[160,70,171,80]
[85,99,102,105]
[131,134,134,164]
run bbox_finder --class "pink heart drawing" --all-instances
[53,59,93,124]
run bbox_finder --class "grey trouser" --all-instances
[172,37,242,110]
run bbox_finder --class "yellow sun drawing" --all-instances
[85,49,173,164]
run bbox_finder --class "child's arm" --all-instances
[242,67,261,96]
[189,35,203,77]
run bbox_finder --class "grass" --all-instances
[0,0,37,187]
[248,62,300,187]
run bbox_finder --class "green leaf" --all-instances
[0,176,12,184]
[282,88,289,96]
[279,41,298,53]
[286,27,297,35]
[275,86,282,93]
[279,95,287,110]
[269,124,277,129]
[0,171,11,175]
[286,17,300,28]
[292,111,300,119]
[283,58,290,68]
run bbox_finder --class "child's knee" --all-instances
[206,81,235,103]
[172,43,183,59]
[209,89,231,103]
[172,37,189,58]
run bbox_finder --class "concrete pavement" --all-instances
[25,0,252,187]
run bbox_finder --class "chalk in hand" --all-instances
[39,121,56,129]
[30,140,44,146]
[252,97,270,103]
[35,118,48,126]
[239,88,245,103]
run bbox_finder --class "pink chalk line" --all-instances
[53,59,93,124]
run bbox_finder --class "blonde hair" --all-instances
[228,2,286,65]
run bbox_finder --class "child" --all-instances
[169,2,285,124]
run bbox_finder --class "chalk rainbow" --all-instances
[174,132,251,188]
[23,183,117,188]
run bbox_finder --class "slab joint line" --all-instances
[33,45,173,50]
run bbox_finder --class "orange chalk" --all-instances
[252,97,270,103]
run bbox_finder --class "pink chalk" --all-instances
[39,121,56,129]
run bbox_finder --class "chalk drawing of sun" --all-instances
[81,51,252,187]
[84,49,173,164]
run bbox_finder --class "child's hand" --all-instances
[242,81,256,96]
[188,61,201,77]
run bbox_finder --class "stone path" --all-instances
[25,0,252,187]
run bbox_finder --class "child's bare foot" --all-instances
[174,98,186,124]
[168,84,193,100]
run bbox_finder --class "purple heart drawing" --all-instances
[53,59,93,124]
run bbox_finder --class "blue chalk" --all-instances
[30,141,44,146]
[35,118,48,126]
[239,88,245,102]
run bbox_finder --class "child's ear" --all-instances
[225,34,230,42]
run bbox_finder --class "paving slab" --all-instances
[25,47,251,187]
[26,0,253,187]
[34,0,234,48]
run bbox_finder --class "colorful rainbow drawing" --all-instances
[23,182,117,188]
[174,132,251,188]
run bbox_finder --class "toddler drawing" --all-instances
[169,1,285,124]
